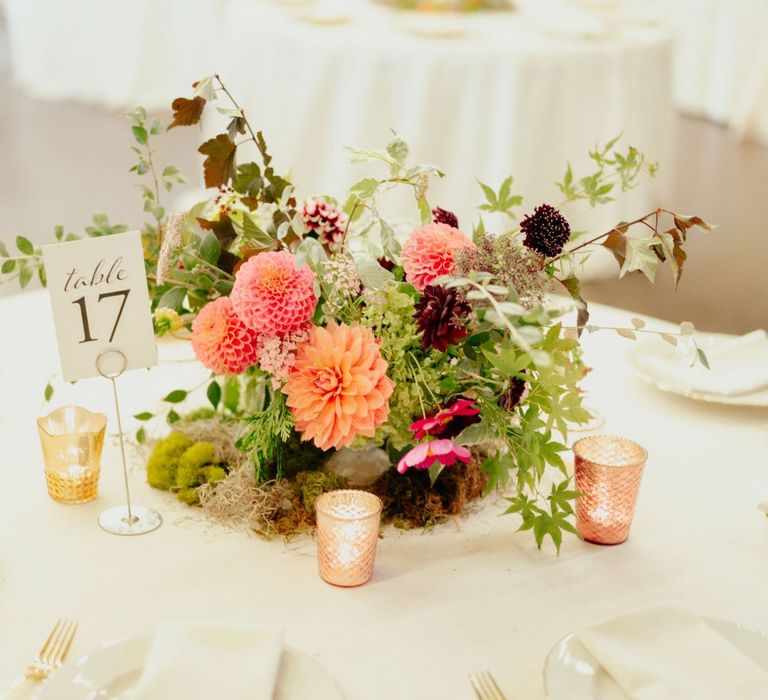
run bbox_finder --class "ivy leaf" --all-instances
[131,125,148,145]
[350,177,380,200]
[162,389,188,403]
[19,265,33,289]
[616,328,637,340]
[44,383,54,402]
[0,241,8,256]
[207,381,221,409]
[379,219,401,261]
[167,410,180,424]
[199,231,221,265]
[620,238,659,282]
[386,133,409,166]
[16,236,34,255]
[136,427,146,444]
[1,259,15,274]
[168,96,206,129]
[198,134,237,188]
[353,253,394,289]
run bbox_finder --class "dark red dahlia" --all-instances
[520,204,570,258]
[432,207,459,230]
[377,256,396,272]
[414,285,471,352]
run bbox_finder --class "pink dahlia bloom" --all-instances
[397,439,472,475]
[191,297,258,374]
[410,399,480,440]
[401,223,475,291]
[284,323,394,451]
[231,251,317,335]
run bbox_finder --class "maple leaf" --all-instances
[198,134,236,188]
[168,96,206,130]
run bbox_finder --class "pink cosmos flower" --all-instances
[397,439,472,475]
[409,399,480,440]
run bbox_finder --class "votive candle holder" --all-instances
[37,406,106,504]
[573,435,647,545]
[315,490,383,587]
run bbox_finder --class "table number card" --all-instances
[42,230,157,381]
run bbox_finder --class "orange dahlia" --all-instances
[191,297,258,374]
[231,251,317,335]
[284,323,394,451]
[401,223,475,291]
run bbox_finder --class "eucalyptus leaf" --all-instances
[353,253,394,289]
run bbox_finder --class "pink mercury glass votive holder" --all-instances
[315,490,383,587]
[573,435,648,545]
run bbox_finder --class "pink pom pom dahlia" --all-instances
[191,297,258,374]
[231,251,317,336]
[401,223,475,291]
[284,323,394,451]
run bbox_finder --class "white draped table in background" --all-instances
[1,290,767,699]
[2,0,673,231]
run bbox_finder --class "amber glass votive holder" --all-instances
[573,435,647,545]
[37,406,106,504]
[315,490,383,587]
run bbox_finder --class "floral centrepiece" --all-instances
[284,323,395,451]
[13,76,714,549]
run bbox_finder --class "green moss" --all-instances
[146,432,194,490]
[176,487,200,505]
[176,441,216,489]
[202,466,227,485]
[295,470,346,514]
[183,407,216,422]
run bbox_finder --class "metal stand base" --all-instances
[98,505,162,536]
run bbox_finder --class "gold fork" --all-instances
[469,670,507,700]
[2,619,78,697]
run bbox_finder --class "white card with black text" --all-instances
[42,230,157,381]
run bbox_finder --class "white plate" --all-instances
[543,617,768,699]
[34,632,345,700]
[628,333,768,407]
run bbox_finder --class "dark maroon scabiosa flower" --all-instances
[499,376,527,411]
[520,204,571,258]
[432,207,459,230]
[414,285,471,353]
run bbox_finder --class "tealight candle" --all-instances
[315,490,383,586]
[37,406,106,504]
[573,435,647,545]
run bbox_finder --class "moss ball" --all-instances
[176,487,200,505]
[176,441,217,489]
[146,432,194,490]
[202,466,227,485]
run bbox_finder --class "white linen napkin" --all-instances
[643,329,768,396]
[575,605,768,699]
[132,621,284,700]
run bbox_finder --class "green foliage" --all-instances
[237,392,295,482]
[295,471,346,514]
[476,175,523,219]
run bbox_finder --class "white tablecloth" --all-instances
[2,0,673,231]
[1,290,767,698]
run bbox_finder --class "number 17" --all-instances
[72,289,131,343]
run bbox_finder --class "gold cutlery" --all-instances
[469,670,507,700]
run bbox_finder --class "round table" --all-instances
[3,0,674,232]
[1,289,766,698]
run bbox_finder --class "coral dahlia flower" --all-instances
[191,297,259,374]
[231,251,317,335]
[284,323,394,451]
[397,439,472,475]
[401,222,475,291]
